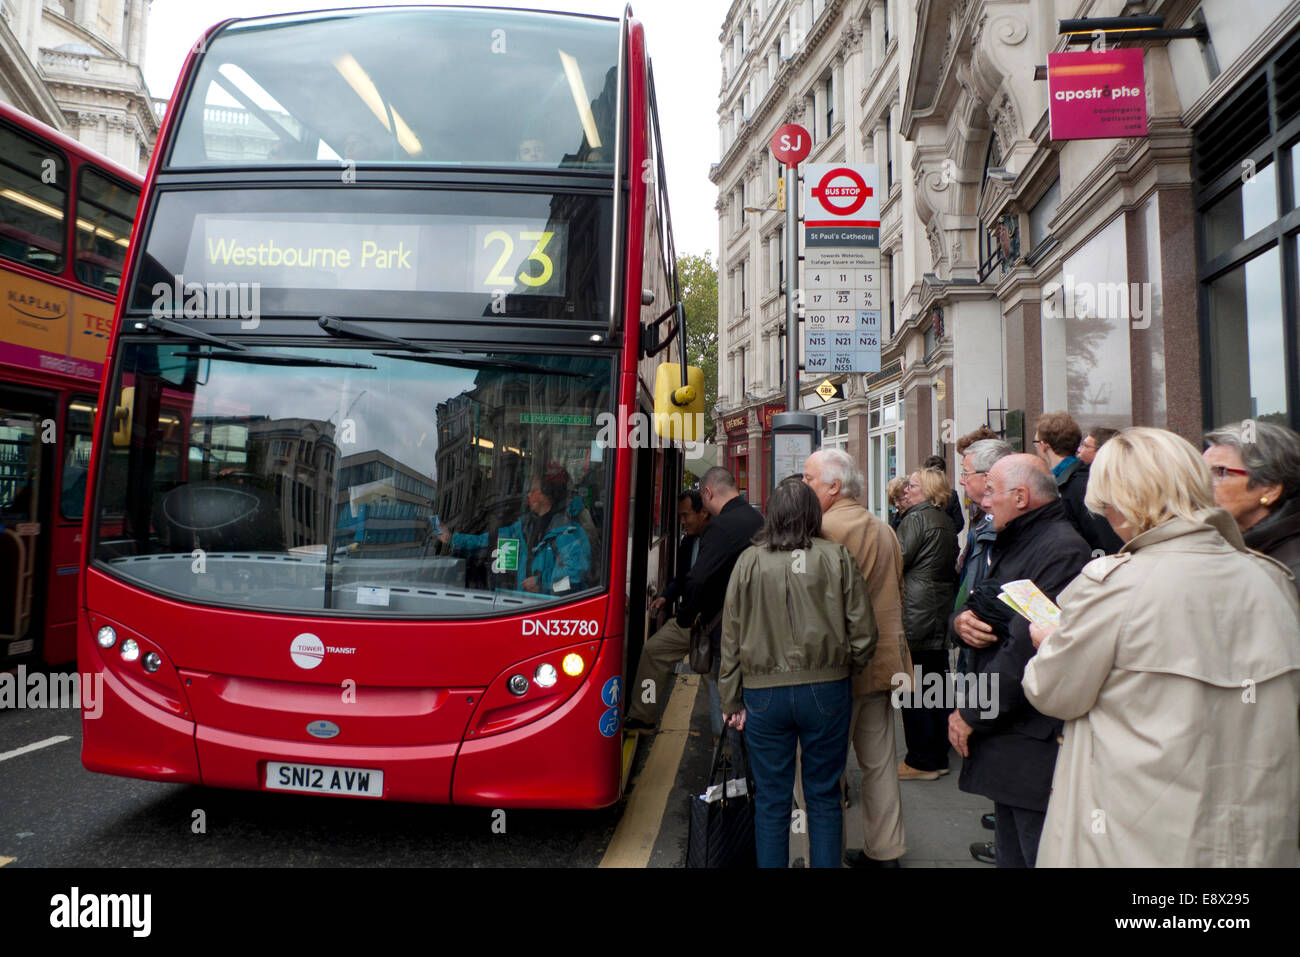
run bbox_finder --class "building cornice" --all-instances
[858,57,899,128]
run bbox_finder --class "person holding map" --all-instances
[947,454,1092,867]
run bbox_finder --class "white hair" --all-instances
[965,439,1014,474]
[815,448,864,499]
[1000,457,1059,504]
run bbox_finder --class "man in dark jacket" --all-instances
[951,438,1014,856]
[676,466,764,637]
[650,490,710,616]
[1033,412,1123,554]
[948,454,1092,867]
[625,491,710,729]
[626,468,760,733]
[950,439,1015,671]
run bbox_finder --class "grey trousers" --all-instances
[626,618,721,734]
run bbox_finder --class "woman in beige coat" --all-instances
[1023,427,1300,867]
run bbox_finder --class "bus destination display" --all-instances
[184,214,568,296]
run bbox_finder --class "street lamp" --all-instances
[1058,14,1208,43]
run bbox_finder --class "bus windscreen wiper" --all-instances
[317,315,463,354]
[374,351,598,379]
[137,315,248,351]
[173,349,377,369]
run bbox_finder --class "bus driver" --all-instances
[439,464,591,596]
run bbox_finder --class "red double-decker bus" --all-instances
[0,102,141,666]
[80,5,699,807]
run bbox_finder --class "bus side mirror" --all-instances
[112,387,134,447]
[653,364,705,441]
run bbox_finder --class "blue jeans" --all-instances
[742,678,852,868]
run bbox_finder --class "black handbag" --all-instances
[686,727,757,868]
[688,609,722,674]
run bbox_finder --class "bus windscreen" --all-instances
[168,8,618,171]
[93,343,613,618]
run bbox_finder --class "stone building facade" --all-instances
[903,0,1300,451]
[0,0,157,173]
[716,0,1300,518]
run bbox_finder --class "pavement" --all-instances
[816,709,991,868]
[622,671,993,868]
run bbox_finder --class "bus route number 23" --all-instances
[481,229,557,288]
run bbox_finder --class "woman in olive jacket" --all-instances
[896,468,958,779]
[720,477,878,868]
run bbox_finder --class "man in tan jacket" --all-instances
[803,448,912,866]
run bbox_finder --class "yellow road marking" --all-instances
[0,857,14,867]
[619,735,637,792]
[598,674,699,868]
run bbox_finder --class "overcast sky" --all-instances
[143,0,729,262]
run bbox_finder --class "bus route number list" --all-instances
[803,247,882,375]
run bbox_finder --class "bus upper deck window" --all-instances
[167,9,618,172]
[0,124,67,272]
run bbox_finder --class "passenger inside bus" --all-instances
[439,463,590,596]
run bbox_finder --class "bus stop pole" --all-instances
[785,164,798,411]
[770,161,821,493]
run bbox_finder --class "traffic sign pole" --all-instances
[785,161,798,412]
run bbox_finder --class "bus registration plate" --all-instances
[266,762,384,797]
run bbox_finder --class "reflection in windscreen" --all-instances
[168,8,618,170]
[94,343,612,617]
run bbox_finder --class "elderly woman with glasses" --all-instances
[1023,427,1300,866]
[1203,421,1300,594]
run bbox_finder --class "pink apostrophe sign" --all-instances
[1047,49,1148,141]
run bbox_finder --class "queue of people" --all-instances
[628,411,1300,868]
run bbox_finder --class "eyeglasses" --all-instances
[904,482,920,490]
[959,469,987,479]
[1208,465,1250,482]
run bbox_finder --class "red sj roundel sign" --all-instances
[770,124,811,166]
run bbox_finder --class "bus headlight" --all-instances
[561,653,584,677]
[96,626,117,649]
[507,674,529,696]
[119,638,140,662]
[534,663,558,688]
[143,652,162,673]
